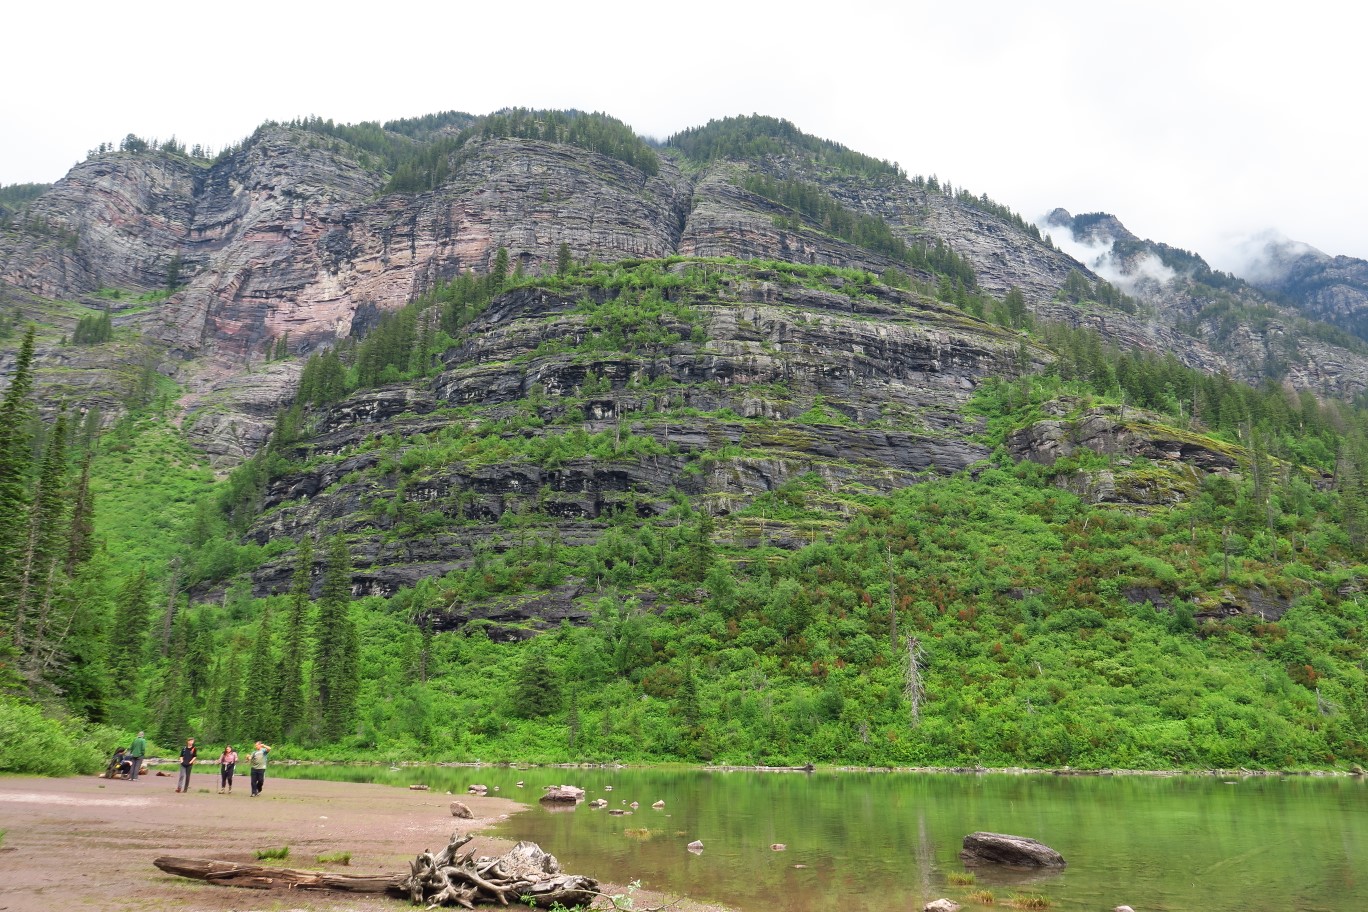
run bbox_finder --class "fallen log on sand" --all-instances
[155,833,599,908]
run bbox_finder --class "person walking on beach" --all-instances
[248,741,271,797]
[128,731,146,781]
[218,744,238,793]
[175,737,197,793]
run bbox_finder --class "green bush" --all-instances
[0,698,109,776]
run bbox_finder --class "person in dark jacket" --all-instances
[175,738,197,793]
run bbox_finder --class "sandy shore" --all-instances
[0,771,527,912]
[0,770,734,912]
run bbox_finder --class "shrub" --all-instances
[0,697,109,776]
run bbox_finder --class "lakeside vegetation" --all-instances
[4,255,1368,777]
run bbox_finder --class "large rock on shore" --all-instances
[959,832,1066,867]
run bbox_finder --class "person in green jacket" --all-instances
[128,731,146,781]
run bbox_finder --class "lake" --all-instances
[274,764,1367,912]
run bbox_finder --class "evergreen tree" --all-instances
[108,568,152,680]
[0,326,37,609]
[17,410,70,666]
[1003,286,1029,329]
[512,646,560,718]
[490,246,509,291]
[51,561,110,720]
[241,602,278,741]
[556,242,572,276]
[206,646,244,744]
[156,612,193,744]
[313,536,359,742]
[278,538,313,740]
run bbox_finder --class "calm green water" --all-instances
[274,765,1367,912]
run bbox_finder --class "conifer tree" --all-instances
[278,537,313,740]
[0,326,37,607]
[108,568,152,680]
[513,645,560,718]
[314,536,359,742]
[489,246,509,291]
[556,241,572,276]
[17,410,70,662]
[241,602,278,741]
[206,645,244,744]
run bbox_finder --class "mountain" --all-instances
[1043,208,1368,396]
[1240,235,1368,343]
[2,111,1366,771]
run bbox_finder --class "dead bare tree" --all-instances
[905,635,926,726]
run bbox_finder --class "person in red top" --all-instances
[218,744,238,794]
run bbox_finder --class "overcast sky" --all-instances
[5,1,1364,273]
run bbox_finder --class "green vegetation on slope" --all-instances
[741,172,978,286]
[668,114,905,180]
[6,257,1368,772]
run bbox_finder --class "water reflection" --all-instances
[274,765,1367,912]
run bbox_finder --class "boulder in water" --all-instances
[959,832,1066,867]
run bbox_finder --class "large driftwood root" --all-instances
[155,833,599,909]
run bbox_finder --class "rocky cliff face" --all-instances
[7,113,1368,464]
[229,263,1019,600]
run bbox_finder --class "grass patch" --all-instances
[1008,894,1051,909]
[317,851,352,865]
[622,828,654,840]
[948,872,977,886]
[966,891,995,905]
[255,846,291,861]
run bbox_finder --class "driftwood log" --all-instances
[153,856,401,894]
[155,833,599,908]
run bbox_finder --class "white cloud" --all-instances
[5,1,1368,266]
[1040,219,1177,294]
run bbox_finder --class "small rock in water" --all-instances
[630,801,639,808]
[770,843,786,851]
[1113,907,1136,912]
[652,800,665,809]
[924,901,961,912]
[687,840,704,853]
